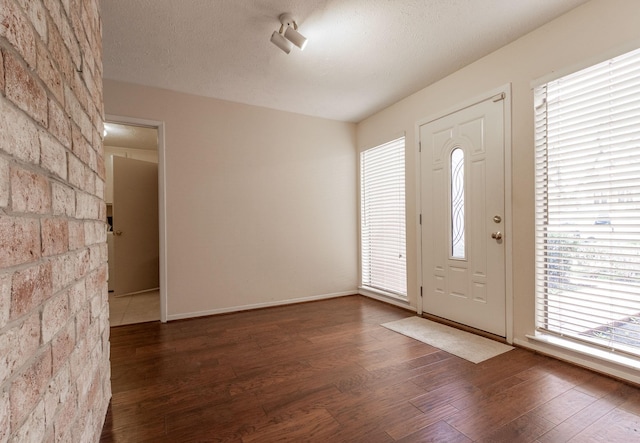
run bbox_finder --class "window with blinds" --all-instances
[534,47,640,357]
[360,137,407,297]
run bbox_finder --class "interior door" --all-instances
[420,95,506,336]
[112,156,159,296]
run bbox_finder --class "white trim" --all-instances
[514,335,640,385]
[358,130,407,154]
[503,84,514,345]
[105,114,168,323]
[415,125,423,315]
[415,84,514,343]
[359,287,415,312]
[166,291,357,321]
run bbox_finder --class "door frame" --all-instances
[106,114,168,323]
[414,84,513,343]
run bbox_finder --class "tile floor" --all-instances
[109,289,160,327]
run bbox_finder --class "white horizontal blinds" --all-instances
[535,47,640,356]
[361,137,407,296]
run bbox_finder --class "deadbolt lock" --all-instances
[493,215,502,223]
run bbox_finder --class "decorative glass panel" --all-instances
[451,148,465,259]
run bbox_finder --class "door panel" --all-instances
[112,156,159,296]
[420,97,505,336]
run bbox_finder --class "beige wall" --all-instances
[103,80,358,318]
[357,0,640,379]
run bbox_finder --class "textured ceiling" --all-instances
[101,0,589,123]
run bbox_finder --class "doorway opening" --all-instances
[104,116,167,325]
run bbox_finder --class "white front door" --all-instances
[420,95,506,336]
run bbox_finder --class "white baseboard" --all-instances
[166,290,357,321]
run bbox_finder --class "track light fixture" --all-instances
[270,25,292,54]
[270,13,307,54]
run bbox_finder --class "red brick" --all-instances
[84,370,102,420]
[52,382,77,442]
[75,248,90,278]
[75,310,90,352]
[0,0,36,68]
[94,176,104,200]
[50,254,75,293]
[69,330,90,381]
[58,7,81,71]
[60,0,70,16]
[10,167,52,214]
[83,64,99,106]
[42,290,69,341]
[86,265,106,296]
[0,215,41,267]
[95,151,105,181]
[10,261,53,319]
[70,70,89,114]
[42,218,69,257]
[10,349,52,429]
[83,219,104,245]
[67,280,84,315]
[0,156,8,208]
[40,132,68,180]
[45,361,72,421]
[88,244,104,279]
[51,320,75,374]
[13,398,45,443]
[71,123,90,164]
[17,0,48,43]
[0,272,10,329]
[69,159,96,198]
[86,143,97,172]
[0,311,40,384]
[67,220,85,251]
[98,200,106,224]
[0,95,40,164]
[43,0,64,31]
[0,389,9,442]
[81,35,96,78]
[65,86,92,141]
[76,192,100,221]
[4,50,47,126]
[52,182,75,217]
[37,42,64,105]
[82,0,100,39]
[0,49,4,93]
[46,16,74,84]
[47,97,71,148]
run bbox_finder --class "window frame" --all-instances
[533,46,640,362]
[359,136,407,298]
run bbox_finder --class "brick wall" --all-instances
[0,0,110,441]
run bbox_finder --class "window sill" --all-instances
[359,287,413,311]
[515,332,640,385]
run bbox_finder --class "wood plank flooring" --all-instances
[100,295,640,442]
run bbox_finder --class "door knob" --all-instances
[114,230,123,236]
[491,231,502,240]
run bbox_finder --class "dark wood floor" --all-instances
[100,295,640,442]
